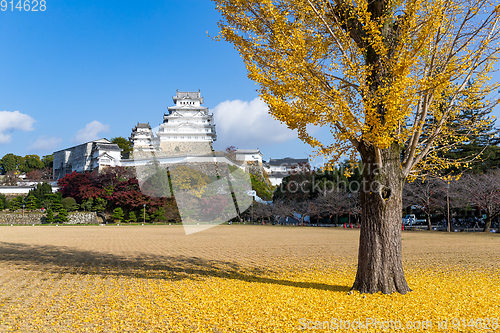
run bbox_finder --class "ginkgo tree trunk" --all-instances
[214,0,500,294]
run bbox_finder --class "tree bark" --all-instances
[352,143,412,294]
[427,214,432,231]
[483,214,491,233]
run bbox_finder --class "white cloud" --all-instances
[0,111,35,144]
[74,121,110,144]
[213,98,297,149]
[28,136,63,152]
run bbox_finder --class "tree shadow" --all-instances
[0,241,349,293]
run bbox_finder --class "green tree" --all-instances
[22,154,45,173]
[44,193,63,211]
[28,182,53,208]
[112,207,124,222]
[440,82,500,174]
[0,154,24,174]
[81,198,93,211]
[127,211,137,223]
[56,207,69,223]
[42,155,53,169]
[151,206,166,222]
[0,194,6,210]
[111,137,133,158]
[10,196,24,211]
[61,197,79,211]
[215,0,500,294]
[45,209,55,224]
[25,195,38,210]
[92,197,107,212]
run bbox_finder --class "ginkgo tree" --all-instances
[214,0,500,294]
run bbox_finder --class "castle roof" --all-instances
[94,143,122,152]
[236,149,263,156]
[134,123,151,129]
[173,91,203,104]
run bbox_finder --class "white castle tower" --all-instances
[155,90,216,155]
[129,123,156,152]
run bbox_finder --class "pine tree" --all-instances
[45,209,54,224]
[81,198,93,212]
[112,207,124,222]
[25,195,38,210]
[27,182,52,209]
[442,81,500,174]
[127,211,137,223]
[10,196,24,211]
[92,197,107,212]
[45,193,63,211]
[0,194,6,210]
[152,206,166,222]
[56,208,69,223]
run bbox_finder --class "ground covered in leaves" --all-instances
[0,225,499,332]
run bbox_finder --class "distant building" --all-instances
[53,139,122,180]
[264,157,309,186]
[234,149,263,163]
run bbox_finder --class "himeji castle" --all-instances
[130,90,216,158]
[52,90,304,186]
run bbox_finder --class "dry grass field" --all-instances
[0,225,499,332]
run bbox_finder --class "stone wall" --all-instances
[130,142,213,160]
[0,212,100,225]
[158,141,213,156]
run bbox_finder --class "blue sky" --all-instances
[1,1,499,169]
[0,0,315,164]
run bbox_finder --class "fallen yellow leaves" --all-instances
[0,261,498,331]
[0,226,498,332]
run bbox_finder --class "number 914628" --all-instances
[1,0,46,11]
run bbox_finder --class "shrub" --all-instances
[62,197,79,211]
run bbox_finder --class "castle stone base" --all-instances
[131,142,213,160]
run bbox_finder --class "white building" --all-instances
[53,139,122,180]
[234,149,263,163]
[264,157,309,186]
[129,123,159,153]
[157,91,216,143]
[130,91,217,157]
